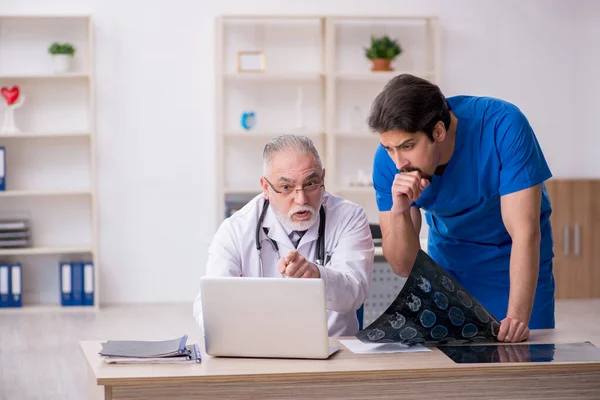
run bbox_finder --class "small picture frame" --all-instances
[237,51,266,73]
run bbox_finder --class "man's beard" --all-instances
[275,205,319,232]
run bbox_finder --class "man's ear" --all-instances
[433,121,447,143]
[260,177,269,200]
[321,168,326,183]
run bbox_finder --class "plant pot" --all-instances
[371,58,393,72]
[51,54,72,74]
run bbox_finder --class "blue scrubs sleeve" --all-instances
[372,145,396,212]
[496,108,552,196]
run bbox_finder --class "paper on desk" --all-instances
[339,339,431,354]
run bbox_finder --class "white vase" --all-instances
[51,55,72,73]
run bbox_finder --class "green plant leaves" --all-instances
[48,42,76,56]
[363,35,402,60]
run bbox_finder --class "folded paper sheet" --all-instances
[339,339,431,354]
[356,250,501,345]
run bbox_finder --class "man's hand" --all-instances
[277,251,320,278]
[391,171,429,213]
[497,316,530,343]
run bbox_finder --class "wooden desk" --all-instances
[81,329,600,400]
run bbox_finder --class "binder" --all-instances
[71,262,83,306]
[0,264,9,307]
[60,262,72,306]
[99,335,201,364]
[83,262,94,306]
[0,146,5,191]
[10,264,21,307]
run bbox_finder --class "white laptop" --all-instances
[200,276,338,359]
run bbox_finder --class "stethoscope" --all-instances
[255,199,327,277]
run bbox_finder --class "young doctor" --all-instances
[193,134,374,337]
[369,74,555,343]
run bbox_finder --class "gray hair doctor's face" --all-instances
[260,150,325,232]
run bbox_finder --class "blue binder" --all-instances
[0,264,9,307]
[0,146,5,191]
[83,262,94,306]
[71,262,83,306]
[10,264,21,307]
[60,262,72,306]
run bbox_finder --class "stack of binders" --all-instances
[60,260,94,306]
[99,335,201,364]
[0,219,31,249]
[0,263,22,308]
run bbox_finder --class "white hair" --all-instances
[262,134,322,175]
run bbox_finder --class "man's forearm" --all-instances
[383,210,420,277]
[507,234,541,323]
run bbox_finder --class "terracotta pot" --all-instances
[371,58,393,72]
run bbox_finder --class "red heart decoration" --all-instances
[1,86,20,106]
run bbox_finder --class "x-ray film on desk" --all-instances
[356,250,500,345]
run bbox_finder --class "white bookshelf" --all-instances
[216,15,440,226]
[0,15,98,312]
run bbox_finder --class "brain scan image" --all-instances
[448,306,466,326]
[430,325,449,339]
[417,276,432,293]
[475,305,490,323]
[367,328,386,341]
[440,275,455,292]
[389,312,406,329]
[406,294,422,312]
[433,291,449,310]
[457,290,473,308]
[419,310,437,328]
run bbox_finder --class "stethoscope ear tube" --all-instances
[256,200,270,251]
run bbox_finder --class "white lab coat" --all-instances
[193,191,374,337]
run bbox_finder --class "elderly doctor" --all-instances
[193,134,374,336]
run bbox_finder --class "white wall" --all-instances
[1,0,598,304]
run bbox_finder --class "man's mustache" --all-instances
[401,166,423,174]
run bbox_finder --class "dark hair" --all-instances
[367,74,451,140]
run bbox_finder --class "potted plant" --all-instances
[48,42,76,73]
[364,35,402,72]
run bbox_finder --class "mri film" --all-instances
[356,250,500,345]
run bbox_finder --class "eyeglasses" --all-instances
[263,177,324,196]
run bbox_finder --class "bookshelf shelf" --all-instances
[334,70,433,82]
[0,132,91,139]
[0,304,95,313]
[224,72,324,81]
[0,189,92,198]
[0,72,90,80]
[0,245,92,256]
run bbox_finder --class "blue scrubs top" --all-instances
[372,95,555,329]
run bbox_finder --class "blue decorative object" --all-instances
[240,111,256,131]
